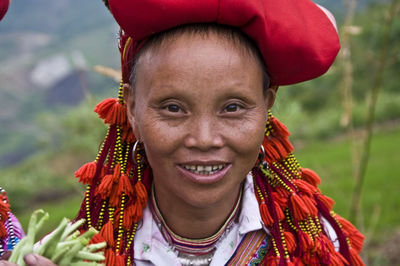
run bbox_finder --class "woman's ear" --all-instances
[264,85,279,110]
[123,83,140,140]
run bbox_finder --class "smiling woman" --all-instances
[2,0,365,265]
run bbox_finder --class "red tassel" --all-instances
[294,179,317,196]
[115,254,125,266]
[97,174,114,198]
[74,161,97,184]
[109,185,121,207]
[299,232,313,252]
[113,164,122,182]
[105,248,116,266]
[300,168,321,186]
[118,173,134,196]
[272,192,287,209]
[350,248,365,266]
[0,201,9,221]
[301,196,318,217]
[100,221,115,247]
[123,204,134,228]
[274,201,285,221]
[284,231,297,253]
[336,215,365,253]
[0,223,7,238]
[260,202,273,227]
[132,201,143,223]
[270,117,290,138]
[290,194,310,221]
[316,193,335,211]
[264,255,280,266]
[89,233,106,245]
[95,98,127,125]
[135,180,148,207]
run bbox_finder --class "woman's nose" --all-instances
[183,116,224,151]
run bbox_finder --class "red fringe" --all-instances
[290,194,310,220]
[97,174,114,199]
[316,193,335,211]
[300,168,321,186]
[301,195,318,217]
[264,255,280,266]
[272,192,287,209]
[132,201,143,223]
[95,98,127,125]
[294,179,317,196]
[135,180,148,207]
[115,254,126,266]
[298,231,313,252]
[350,248,365,266]
[0,223,7,238]
[284,231,297,253]
[336,215,365,253]
[260,202,273,227]
[118,173,134,196]
[74,161,97,184]
[274,201,285,221]
[123,204,134,229]
[100,221,115,248]
[89,233,106,245]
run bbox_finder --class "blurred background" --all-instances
[0,0,399,264]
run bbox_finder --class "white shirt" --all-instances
[132,174,338,265]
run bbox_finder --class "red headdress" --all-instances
[0,0,9,21]
[74,1,364,265]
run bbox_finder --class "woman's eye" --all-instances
[166,104,181,113]
[225,103,239,112]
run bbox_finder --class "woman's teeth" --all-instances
[182,164,225,175]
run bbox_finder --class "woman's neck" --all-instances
[153,184,242,239]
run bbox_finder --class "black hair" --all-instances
[130,23,270,94]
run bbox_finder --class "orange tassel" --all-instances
[270,117,290,138]
[299,232,313,251]
[112,164,122,182]
[284,231,297,253]
[118,173,134,196]
[290,194,310,220]
[264,255,280,266]
[135,180,148,207]
[350,248,365,266]
[260,202,273,227]
[105,248,116,266]
[89,233,106,245]
[316,193,335,211]
[123,204,134,229]
[301,196,318,217]
[0,201,9,220]
[95,98,127,125]
[97,174,114,198]
[348,230,365,253]
[300,168,321,186]
[109,184,121,207]
[100,221,114,247]
[74,161,97,184]
[115,254,125,266]
[132,201,143,223]
[272,192,287,208]
[294,179,317,196]
[274,201,285,221]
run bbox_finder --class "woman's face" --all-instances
[127,32,272,209]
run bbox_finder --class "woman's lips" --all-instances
[177,163,231,185]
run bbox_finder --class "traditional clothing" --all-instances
[0,187,25,258]
[73,0,365,265]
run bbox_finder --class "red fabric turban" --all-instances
[108,0,340,86]
[0,0,9,21]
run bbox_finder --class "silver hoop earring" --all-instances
[257,145,268,169]
[132,140,145,165]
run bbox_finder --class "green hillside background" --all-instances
[0,0,399,264]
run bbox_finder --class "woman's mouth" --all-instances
[180,164,226,175]
[177,163,231,184]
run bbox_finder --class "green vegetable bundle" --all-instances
[9,209,106,266]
